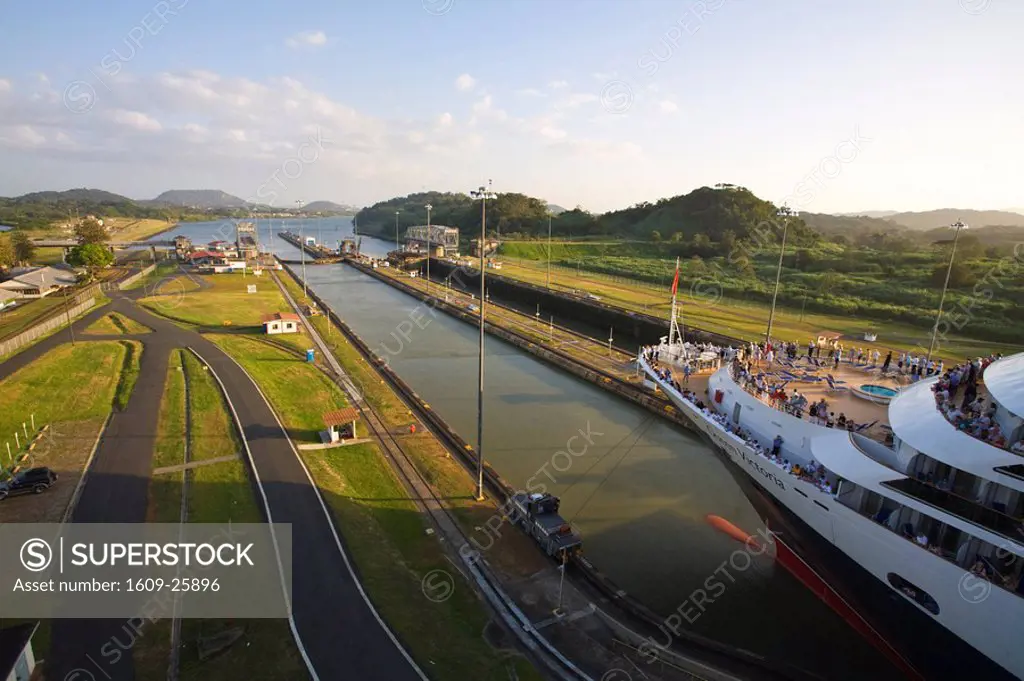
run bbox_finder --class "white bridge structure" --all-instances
[404,225,459,256]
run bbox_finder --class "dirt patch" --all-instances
[0,419,105,523]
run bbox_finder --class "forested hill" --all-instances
[355,185,820,245]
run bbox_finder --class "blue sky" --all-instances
[0,0,1020,214]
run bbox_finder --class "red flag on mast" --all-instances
[670,258,680,296]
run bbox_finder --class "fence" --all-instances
[0,296,96,357]
[116,262,157,290]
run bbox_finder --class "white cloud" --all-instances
[515,88,544,97]
[111,110,162,132]
[554,93,598,110]
[0,79,11,93]
[538,126,567,140]
[437,112,453,127]
[659,100,679,113]
[227,129,247,142]
[471,94,507,121]
[2,125,46,147]
[455,73,476,91]
[286,30,328,48]
[548,80,569,90]
[592,71,617,81]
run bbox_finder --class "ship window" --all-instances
[886,573,939,615]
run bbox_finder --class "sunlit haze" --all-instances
[0,0,1020,212]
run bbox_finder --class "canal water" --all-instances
[151,220,901,681]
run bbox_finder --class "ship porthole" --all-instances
[886,572,939,615]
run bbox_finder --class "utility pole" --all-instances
[425,203,433,296]
[766,205,796,345]
[296,199,306,298]
[395,211,401,253]
[547,212,553,289]
[470,181,497,502]
[927,220,968,362]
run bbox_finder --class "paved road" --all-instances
[2,279,425,681]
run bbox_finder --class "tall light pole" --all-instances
[395,210,401,253]
[546,211,553,290]
[296,199,306,298]
[425,203,433,295]
[470,181,497,501]
[927,220,968,362]
[765,204,796,345]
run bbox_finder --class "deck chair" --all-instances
[854,420,878,433]
[824,375,848,392]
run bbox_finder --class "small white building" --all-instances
[0,289,18,310]
[0,622,38,681]
[262,312,301,335]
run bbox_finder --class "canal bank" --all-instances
[286,260,905,681]
[276,264,807,681]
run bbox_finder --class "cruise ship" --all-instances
[639,338,1024,681]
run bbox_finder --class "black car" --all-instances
[0,467,58,500]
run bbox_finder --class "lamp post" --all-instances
[765,204,797,345]
[470,180,497,501]
[546,212,553,290]
[927,220,968,362]
[395,211,400,253]
[425,203,433,295]
[296,199,306,298]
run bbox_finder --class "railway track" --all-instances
[271,271,596,681]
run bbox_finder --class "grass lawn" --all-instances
[122,261,180,291]
[82,312,152,335]
[207,333,346,443]
[135,348,305,681]
[113,340,142,411]
[496,260,1017,361]
[0,295,65,341]
[32,247,67,266]
[181,350,240,461]
[138,273,290,328]
[0,341,128,446]
[303,444,542,681]
[106,217,175,242]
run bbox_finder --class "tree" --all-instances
[650,230,662,242]
[932,261,973,288]
[74,217,110,244]
[0,238,14,268]
[67,243,114,270]
[11,231,35,264]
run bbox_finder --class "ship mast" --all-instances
[668,256,682,347]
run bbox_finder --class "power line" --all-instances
[569,411,655,522]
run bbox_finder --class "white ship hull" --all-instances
[642,359,1023,681]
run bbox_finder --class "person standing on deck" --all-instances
[682,362,692,384]
[881,350,892,372]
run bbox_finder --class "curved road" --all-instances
[0,278,425,681]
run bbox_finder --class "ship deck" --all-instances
[678,356,908,443]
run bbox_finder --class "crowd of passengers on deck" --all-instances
[930,353,1023,453]
[644,351,837,496]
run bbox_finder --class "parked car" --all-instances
[0,467,58,500]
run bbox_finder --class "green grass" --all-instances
[0,341,127,443]
[208,333,345,443]
[0,295,65,340]
[152,349,187,471]
[181,351,241,461]
[138,273,291,328]
[302,445,542,681]
[33,246,67,266]
[113,340,142,411]
[494,258,1018,362]
[82,312,152,335]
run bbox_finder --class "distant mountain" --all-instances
[799,212,904,238]
[547,203,567,215]
[919,223,1024,247]
[10,188,134,204]
[302,200,358,214]
[883,209,1024,231]
[148,190,248,209]
[834,210,899,219]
